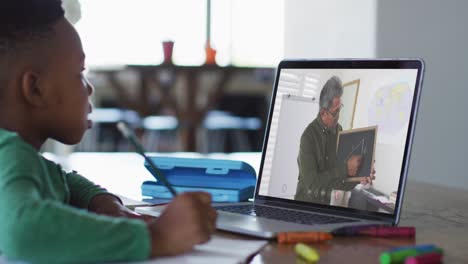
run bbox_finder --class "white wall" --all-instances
[376,0,468,190]
[284,0,376,59]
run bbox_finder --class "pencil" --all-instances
[117,122,178,197]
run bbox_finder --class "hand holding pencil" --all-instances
[148,192,218,257]
[117,122,218,257]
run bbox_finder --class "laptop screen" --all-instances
[257,60,423,216]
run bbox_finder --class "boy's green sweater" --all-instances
[0,129,150,263]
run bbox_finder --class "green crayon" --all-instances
[380,247,443,264]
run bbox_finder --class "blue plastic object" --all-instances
[142,157,256,202]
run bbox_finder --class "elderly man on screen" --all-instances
[294,76,375,204]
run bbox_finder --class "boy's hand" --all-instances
[88,194,155,222]
[148,192,217,257]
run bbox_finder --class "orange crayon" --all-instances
[277,231,333,244]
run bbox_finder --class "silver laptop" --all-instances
[136,59,424,238]
[210,59,425,238]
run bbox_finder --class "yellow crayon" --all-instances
[294,243,320,262]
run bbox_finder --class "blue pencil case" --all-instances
[142,157,256,202]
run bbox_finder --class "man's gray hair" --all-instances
[319,76,343,109]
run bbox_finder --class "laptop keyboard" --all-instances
[215,204,358,225]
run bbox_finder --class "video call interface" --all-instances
[259,68,419,214]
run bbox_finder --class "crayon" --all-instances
[404,252,443,264]
[389,244,436,253]
[331,224,389,236]
[277,231,333,244]
[295,243,320,262]
[380,247,442,264]
[359,227,415,237]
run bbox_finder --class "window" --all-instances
[74,0,284,67]
[259,69,320,195]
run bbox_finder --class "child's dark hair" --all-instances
[0,0,64,98]
[0,0,64,55]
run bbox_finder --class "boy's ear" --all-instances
[20,70,48,108]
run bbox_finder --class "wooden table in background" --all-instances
[95,65,273,151]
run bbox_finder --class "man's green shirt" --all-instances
[0,129,150,264]
[295,116,357,204]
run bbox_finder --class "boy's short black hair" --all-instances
[0,0,64,54]
[0,0,64,98]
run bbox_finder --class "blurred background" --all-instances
[47,0,468,191]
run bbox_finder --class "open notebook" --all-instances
[0,235,267,264]
[133,235,267,264]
